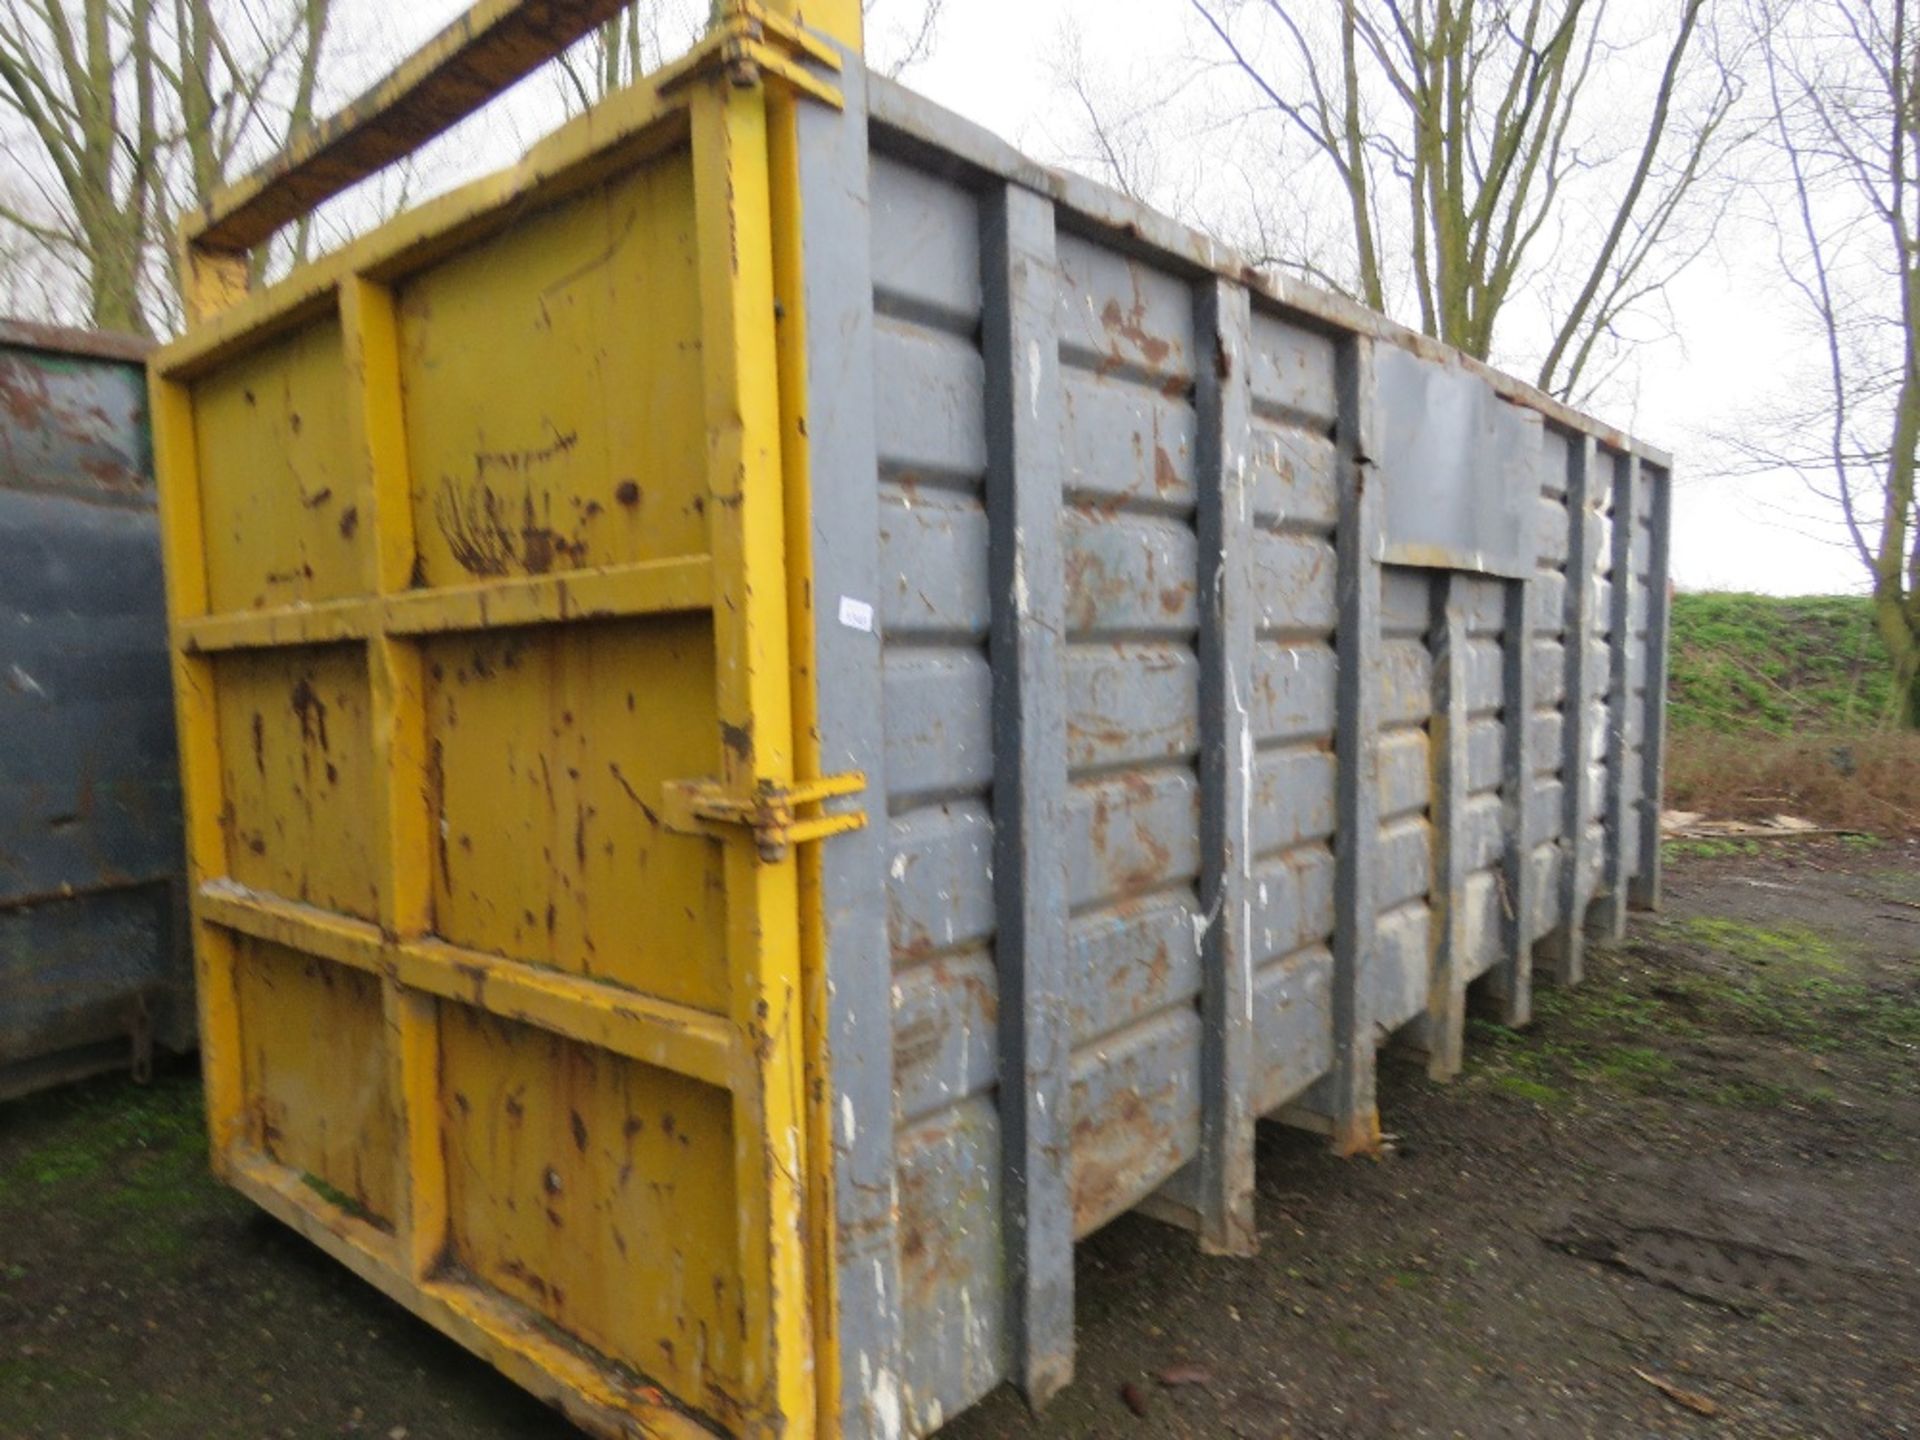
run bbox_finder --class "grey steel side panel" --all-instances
[864,147,1009,1436]
[795,64,909,1440]
[1415,570,1512,1076]
[1245,309,1341,1119]
[837,72,1675,1437]
[0,331,190,1094]
[1053,226,1207,1242]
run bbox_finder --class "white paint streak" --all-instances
[1012,527,1030,618]
[1027,338,1042,418]
[8,664,44,697]
[1232,653,1256,1024]
[840,1093,857,1145]
[872,1366,904,1440]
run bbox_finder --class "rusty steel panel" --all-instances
[0,322,190,1100]
[154,26,843,1436]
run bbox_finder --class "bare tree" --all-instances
[866,0,944,78]
[1743,0,1919,724]
[556,2,701,113]
[0,0,335,336]
[1068,2,1746,403]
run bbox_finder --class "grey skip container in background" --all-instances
[797,63,1671,1436]
[0,319,191,1101]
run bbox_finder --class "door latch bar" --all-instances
[662,772,867,862]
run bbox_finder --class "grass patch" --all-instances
[1672,917,1843,974]
[1663,837,1761,862]
[1650,919,1920,1068]
[1668,592,1895,735]
[1491,1073,1567,1105]
[1466,905,1919,1109]
[0,1069,233,1263]
[0,1072,205,1201]
[1664,592,1918,836]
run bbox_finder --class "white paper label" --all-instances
[838,595,875,633]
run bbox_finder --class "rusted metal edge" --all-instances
[862,75,1673,472]
[0,873,178,913]
[0,318,152,363]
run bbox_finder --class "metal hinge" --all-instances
[661,773,867,862]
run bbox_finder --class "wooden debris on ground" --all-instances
[1633,1366,1721,1417]
[1662,810,1867,842]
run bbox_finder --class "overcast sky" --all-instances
[353,0,1860,597]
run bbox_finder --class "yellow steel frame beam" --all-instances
[689,71,816,1436]
[193,885,742,1091]
[177,557,715,654]
[762,73,846,1436]
[151,374,245,1174]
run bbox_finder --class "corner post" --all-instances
[785,50,905,1440]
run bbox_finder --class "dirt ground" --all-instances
[3,843,1917,1440]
